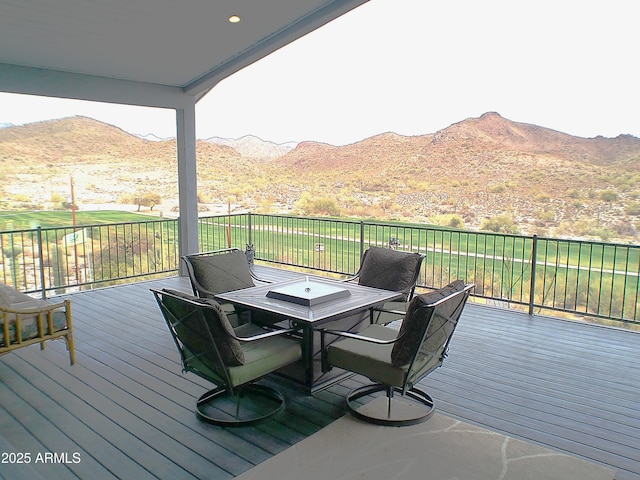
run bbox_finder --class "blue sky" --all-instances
[1,0,638,146]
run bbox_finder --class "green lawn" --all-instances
[0,210,158,231]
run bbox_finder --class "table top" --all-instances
[216,276,402,324]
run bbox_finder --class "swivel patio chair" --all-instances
[321,280,473,426]
[151,288,302,427]
[346,246,425,325]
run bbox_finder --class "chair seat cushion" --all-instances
[391,280,465,367]
[227,323,302,386]
[327,324,408,388]
[0,309,68,347]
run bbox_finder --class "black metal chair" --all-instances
[321,281,474,426]
[346,246,425,325]
[151,288,302,427]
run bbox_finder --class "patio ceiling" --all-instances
[0,0,371,264]
[0,0,368,105]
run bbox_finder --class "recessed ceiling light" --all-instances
[228,15,241,23]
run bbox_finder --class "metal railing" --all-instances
[1,213,638,324]
[0,219,180,295]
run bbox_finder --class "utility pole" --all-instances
[70,175,80,284]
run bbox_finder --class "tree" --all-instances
[135,192,162,211]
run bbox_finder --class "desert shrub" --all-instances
[295,193,341,216]
[598,190,619,203]
[625,202,640,216]
[481,215,519,234]
[564,220,615,242]
[534,210,556,225]
[50,192,66,204]
[535,193,551,203]
[430,214,465,229]
[566,189,581,199]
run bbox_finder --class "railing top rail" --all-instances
[0,217,177,235]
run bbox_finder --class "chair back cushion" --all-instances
[186,250,255,295]
[357,246,423,301]
[161,289,245,366]
[391,280,466,367]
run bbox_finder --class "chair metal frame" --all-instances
[321,284,474,426]
[151,288,300,427]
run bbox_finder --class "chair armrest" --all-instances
[231,327,298,343]
[372,306,405,315]
[321,328,402,345]
[340,273,359,283]
[320,326,402,373]
[247,265,273,284]
[0,299,67,315]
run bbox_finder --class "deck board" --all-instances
[0,271,638,480]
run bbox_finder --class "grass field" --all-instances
[0,210,157,231]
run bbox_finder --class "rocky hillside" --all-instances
[0,116,261,206]
[1,113,639,241]
[273,113,640,240]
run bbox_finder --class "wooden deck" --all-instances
[1,270,639,480]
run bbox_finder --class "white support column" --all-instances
[176,101,199,275]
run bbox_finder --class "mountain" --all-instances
[0,116,261,206]
[278,113,640,173]
[431,112,640,165]
[135,132,173,142]
[272,112,640,239]
[1,113,639,241]
[205,135,297,161]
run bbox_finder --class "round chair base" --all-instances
[196,383,286,427]
[346,384,435,426]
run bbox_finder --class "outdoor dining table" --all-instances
[216,276,402,393]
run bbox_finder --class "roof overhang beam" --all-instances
[0,63,192,110]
